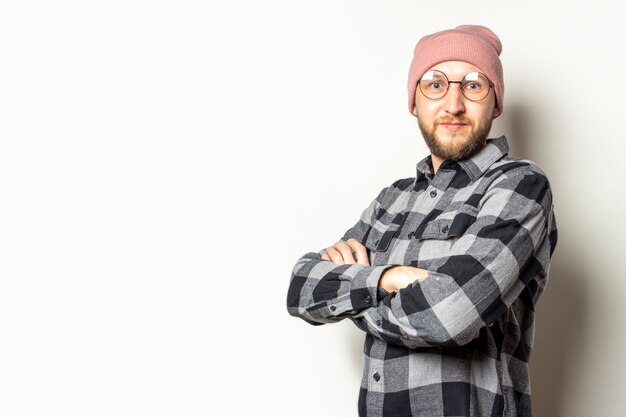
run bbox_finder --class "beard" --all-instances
[417,115,493,161]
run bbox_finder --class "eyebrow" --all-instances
[421,71,443,80]
[422,70,483,81]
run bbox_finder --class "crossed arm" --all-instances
[321,239,426,291]
[287,168,555,349]
[321,238,484,340]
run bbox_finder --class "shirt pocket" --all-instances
[364,214,402,253]
[415,204,479,241]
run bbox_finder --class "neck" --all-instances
[431,154,444,173]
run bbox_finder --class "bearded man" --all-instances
[287,25,557,417]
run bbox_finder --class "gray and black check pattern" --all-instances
[287,136,558,416]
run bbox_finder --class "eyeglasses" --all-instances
[418,70,493,101]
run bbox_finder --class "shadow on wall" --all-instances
[505,103,589,417]
[530,240,587,416]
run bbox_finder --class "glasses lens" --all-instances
[461,72,491,101]
[419,70,448,99]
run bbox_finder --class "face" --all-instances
[412,61,500,162]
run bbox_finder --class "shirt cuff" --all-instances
[349,265,396,311]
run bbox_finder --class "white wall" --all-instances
[1,1,624,416]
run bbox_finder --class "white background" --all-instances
[1,1,625,416]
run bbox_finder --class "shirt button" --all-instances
[373,372,380,381]
[442,225,449,233]
[376,319,382,326]
[430,190,437,198]
[364,295,372,304]
[373,238,380,246]
[330,305,337,311]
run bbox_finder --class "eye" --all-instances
[431,81,444,90]
[419,70,449,99]
[462,72,489,93]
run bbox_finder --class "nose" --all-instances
[443,82,465,115]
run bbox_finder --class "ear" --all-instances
[412,105,418,117]
[492,106,500,119]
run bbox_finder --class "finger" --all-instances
[321,253,330,261]
[325,247,345,265]
[474,329,481,340]
[332,241,356,264]
[347,239,370,266]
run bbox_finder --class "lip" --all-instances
[439,123,467,132]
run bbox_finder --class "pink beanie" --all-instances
[407,25,504,116]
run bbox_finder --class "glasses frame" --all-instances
[418,70,494,102]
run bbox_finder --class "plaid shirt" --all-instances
[287,136,558,417]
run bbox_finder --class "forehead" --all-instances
[427,61,483,78]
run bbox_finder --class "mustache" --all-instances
[436,116,473,125]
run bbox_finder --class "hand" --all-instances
[378,266,427,292]
[321,239,370,266]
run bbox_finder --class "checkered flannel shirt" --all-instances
[287,136,558,416]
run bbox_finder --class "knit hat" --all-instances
[407,25,504,116]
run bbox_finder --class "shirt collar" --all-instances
[415,135,509,182]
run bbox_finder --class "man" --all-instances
[286,25,557,417]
